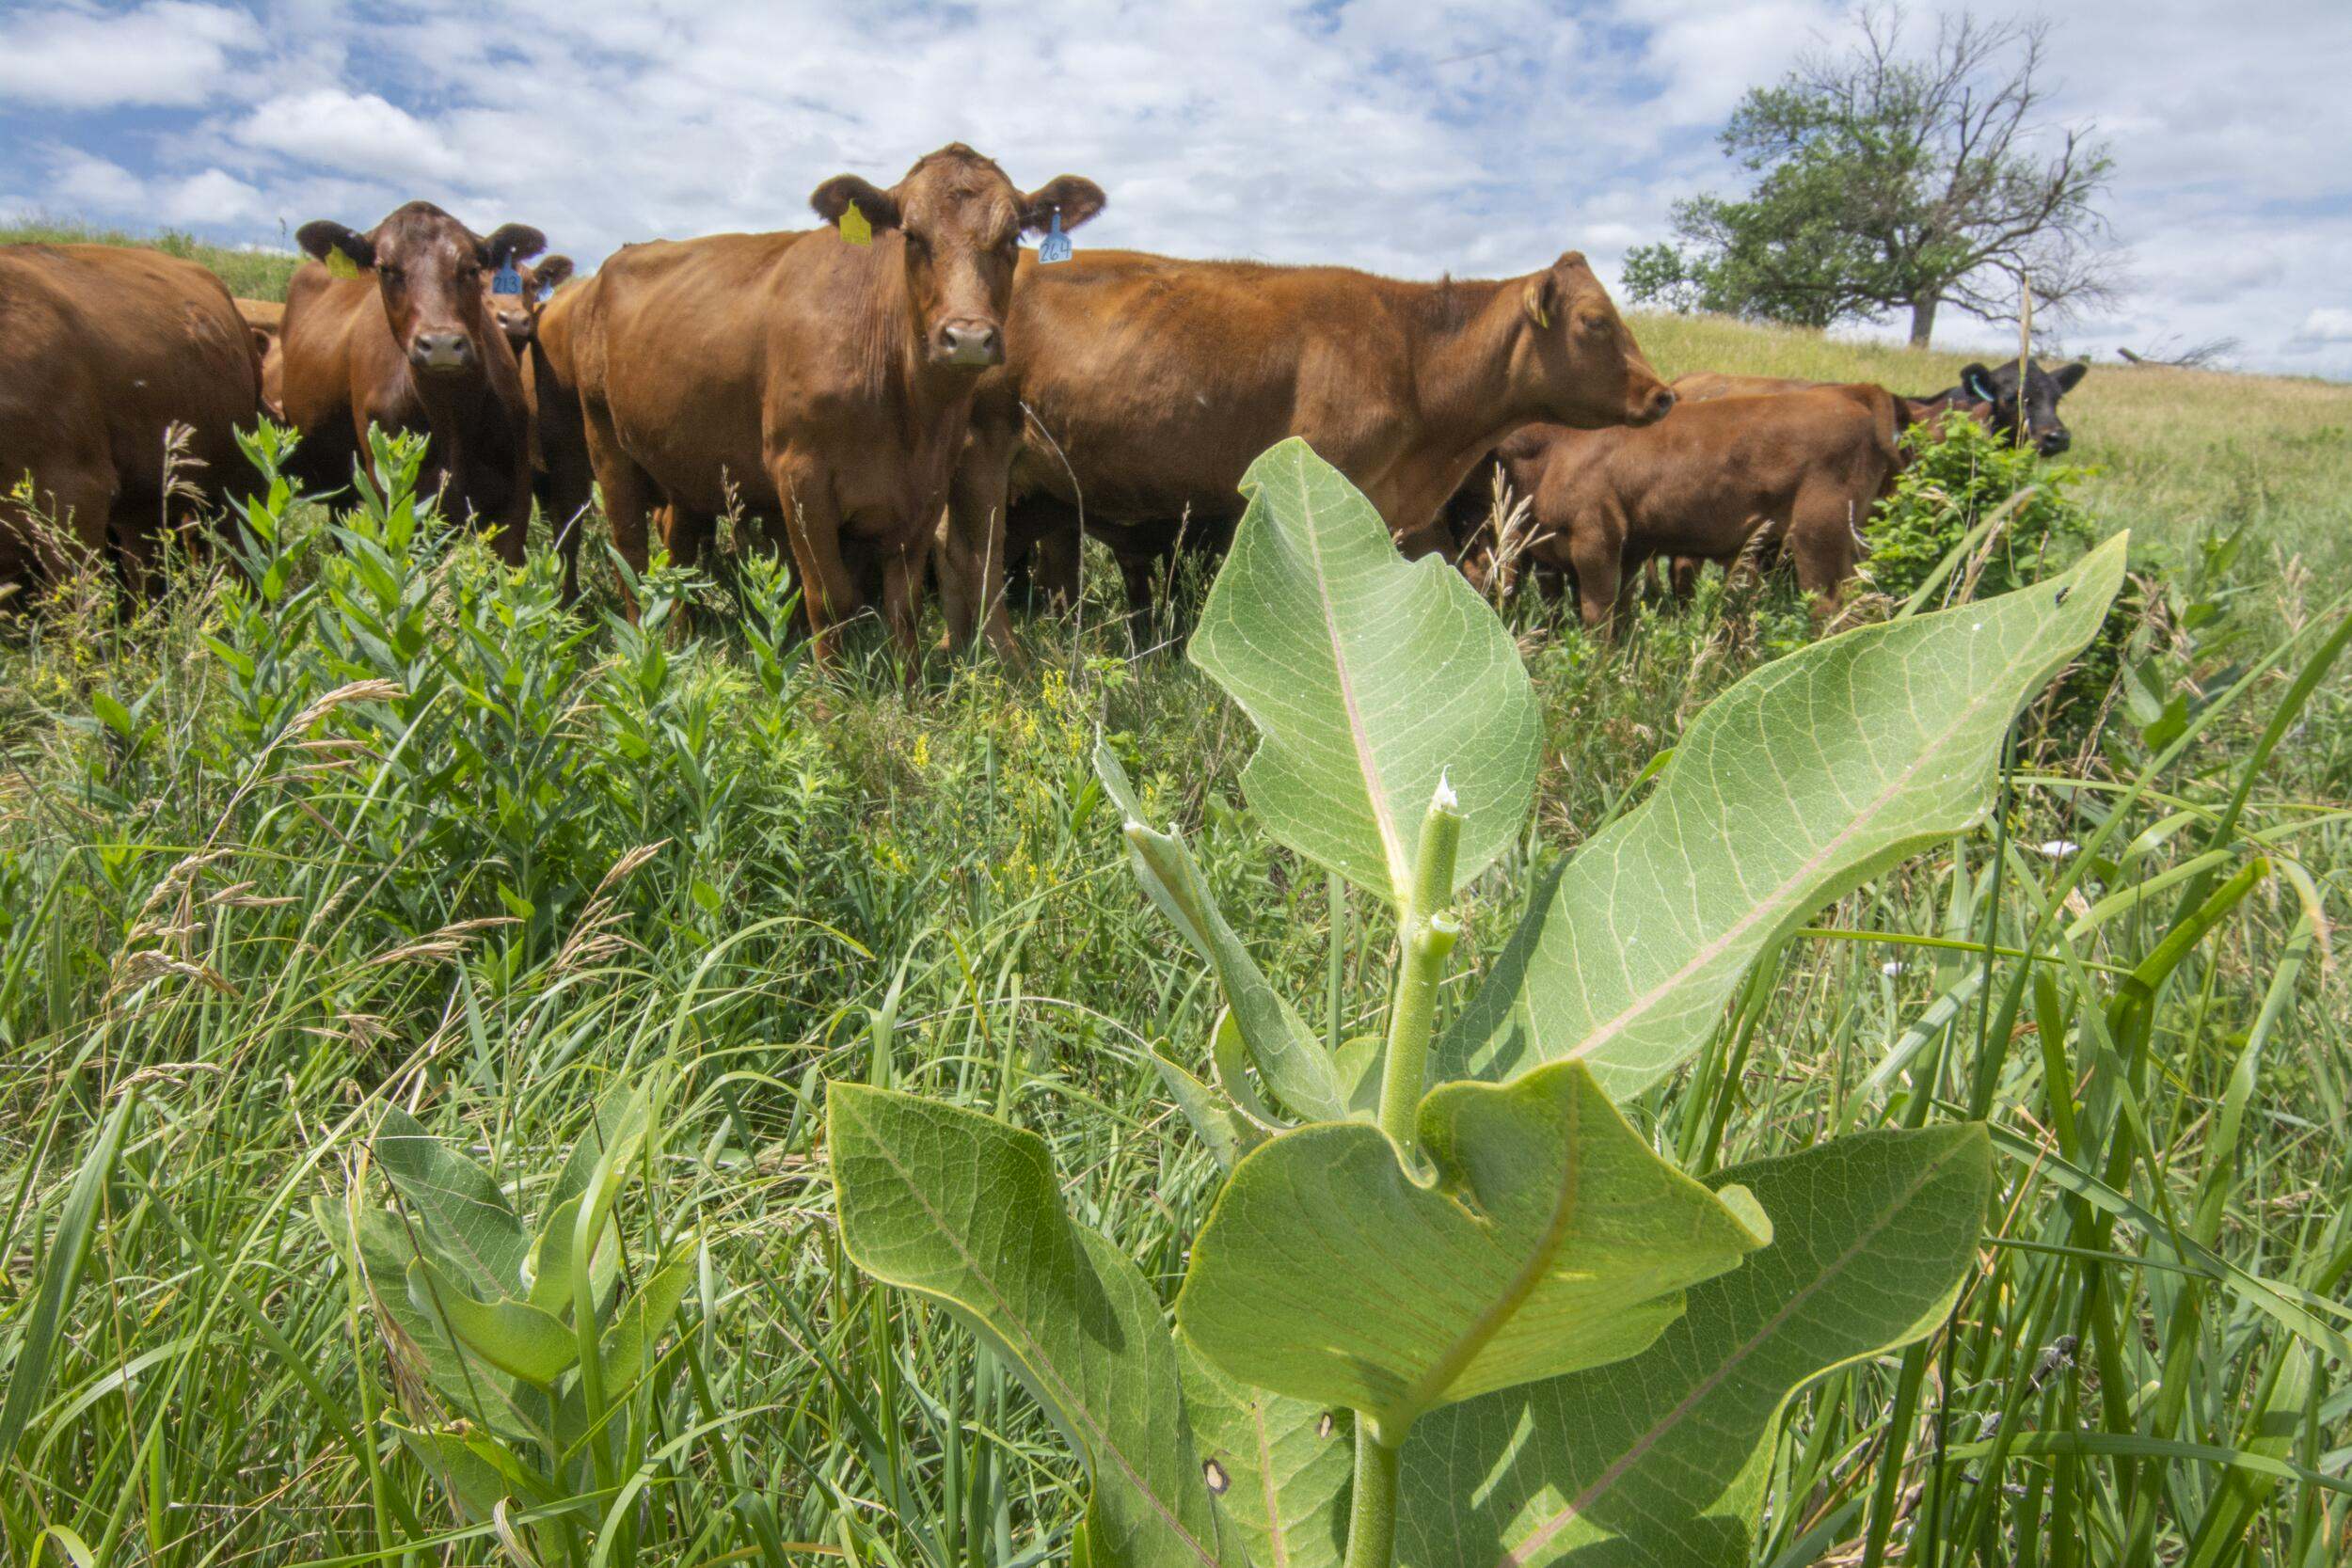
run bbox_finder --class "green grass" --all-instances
[1,238,2351,1565]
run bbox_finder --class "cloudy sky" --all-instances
[4,0,2347,376]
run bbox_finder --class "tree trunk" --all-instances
[1907,293,1940,347]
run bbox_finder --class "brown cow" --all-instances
[1483,384,1904,629]
[568,144,1104,664]
[0,244,263,594]
[278,202,547,564]
[938,247,1675,654]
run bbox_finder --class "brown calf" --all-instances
[1486,384,1904,629]
[940,247,1675,652]
[568,145,1104,664]
[1,244,263,593]
[278,202,547,562]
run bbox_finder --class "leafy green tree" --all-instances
[1628,8,2118,345]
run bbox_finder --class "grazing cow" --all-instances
[278,202,547,563]
[1674,370,1990,434]
[0,244,264,594]
[1476,384,1904,629]
[569,144,1104,664]
[938,247,1676,654]
[1917,358,2086,456]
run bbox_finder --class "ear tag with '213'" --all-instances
[491,262,523,296]
[1038,207,1072,264]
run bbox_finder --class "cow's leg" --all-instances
[881,531,930,688]
[1567,519,1626,634]
[1670,556,1703,602]
[1789,495,1859,626]
[772,459,860,668]
[1116,546,1168,652]
[580,396,655,614]
[941,447,1022,662]
[5,455,116,586]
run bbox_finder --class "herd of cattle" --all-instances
[0,142,2089,651]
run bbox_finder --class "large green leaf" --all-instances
[1097,740,1343,1120]
[1190,438,1541,908]
[405,1258,578,1386]
[1178,1337,1353,1568]
[1438,536,2127,1097]
[1175,1062,1770,1438]
[374,1105,531,1301]
[1394,1125,1990,1568]
[829,1085,1231,1568]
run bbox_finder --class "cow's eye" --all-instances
[379,265,404,283]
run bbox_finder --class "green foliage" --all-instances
[3,315,2347,1568]
[1865,416,2102,607]
[343,1082,692,1562]
[832,444,2121,1568]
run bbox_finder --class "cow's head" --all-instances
[1954,358,2087,457]
[296,202,547,378]
[809,144,1105,371]
[1516,252,1676,430]
[482,256,575,351]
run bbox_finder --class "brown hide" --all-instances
[0,244,263,591]
[940,246,1674,651]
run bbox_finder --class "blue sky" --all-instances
[5,0,2349,376]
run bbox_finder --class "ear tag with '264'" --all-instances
[491,262,523,296]
[1038,207,1072,264]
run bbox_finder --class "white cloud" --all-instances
[0,2,261,110]
[2293,308,2352,346]
[231,88,463,185]
[41,147,150,214]
[158,166,269,227]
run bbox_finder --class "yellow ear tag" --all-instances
[838,200,873,246]
[325,248,360,280]
[1533,301,1550,329]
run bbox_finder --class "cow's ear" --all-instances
[811,175,901,232]
[1020,176,1106,233]
[296,220,373,273]
[530,255,576,293]
[480,225,548,267]
[2053,360,2089,393]
[1521,272,1562,330]
[1961,362,1999,402]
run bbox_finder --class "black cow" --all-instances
[1922,358,2087,457]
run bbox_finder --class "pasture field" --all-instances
[3,223,2352,1567]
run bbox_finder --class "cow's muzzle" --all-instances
[409,331,476,373]
[934,320,1003,369]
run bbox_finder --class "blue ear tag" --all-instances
[535,279,555,304]
[491,262,523,296]
[1038,207,1073,264]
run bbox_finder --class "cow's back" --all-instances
[1,245,260,497]
[1002,251,1421,518]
